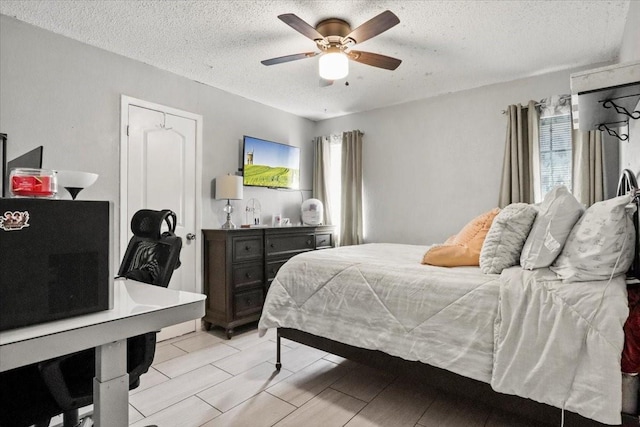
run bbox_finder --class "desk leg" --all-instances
[93,340,129,427]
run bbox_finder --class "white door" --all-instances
[121,97,202,341]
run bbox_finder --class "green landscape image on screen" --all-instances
[243,136,300,189]
[243,164,299,188]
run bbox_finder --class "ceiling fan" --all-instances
[261,10,402,85]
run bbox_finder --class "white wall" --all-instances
[0,15,315,256]
[315,67,607,245]
[618,0,640,176]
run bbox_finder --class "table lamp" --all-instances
[216,174,243,229]
[55,170,99,200]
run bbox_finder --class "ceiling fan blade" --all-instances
[261,52,319,66]
[343,10,400,45]
[319,78,334,87]
[347,50,402,70]
[278,14,325,41]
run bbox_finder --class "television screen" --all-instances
[243,136,300,189]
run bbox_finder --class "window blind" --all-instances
[539,114,572,196]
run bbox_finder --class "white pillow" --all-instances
[550,194,636,282]
[480,203,538,274]
[520,186,584,270]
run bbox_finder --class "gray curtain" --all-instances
[572,128,604,206]
[498,101,539,207]
[312,136,332,224]
[340,130,363,246]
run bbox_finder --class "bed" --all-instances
[258,175,640,427]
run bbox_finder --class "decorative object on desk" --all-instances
[55,170,98,200]
[301,198,324,225]
[245,197,262,226]
[9,168,57,198]
[216,174,243,229]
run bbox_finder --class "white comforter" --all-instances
[258,243,628,425]
[492,267,628,425]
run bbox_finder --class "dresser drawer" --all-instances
[232,263,264,289]
[266,259,288,281]
[266,233,314,257]
[232,236,263,262]
[315,233,333,249]
[234,288,264,318]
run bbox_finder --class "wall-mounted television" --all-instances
[242,136,300,189]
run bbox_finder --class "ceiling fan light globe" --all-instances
[319,52,348,80]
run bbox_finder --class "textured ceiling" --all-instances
[0,1,631,121]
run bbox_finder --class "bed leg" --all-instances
[275,330,282,371]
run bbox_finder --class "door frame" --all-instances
[119,95,203,295]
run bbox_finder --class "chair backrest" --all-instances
[117,209,182,288]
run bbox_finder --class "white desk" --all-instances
[0,279,206,427]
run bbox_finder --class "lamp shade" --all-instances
[216,175,243,200]
[55,170,99,200]
[319,52,349,80]
[56,170,99,189]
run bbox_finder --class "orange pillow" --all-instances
[422,208,500,267]
[444,234,456,245]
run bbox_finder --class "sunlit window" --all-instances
[539,113,572,198]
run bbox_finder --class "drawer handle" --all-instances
[270,243,275,248]
[306,239,312,246]
[245,273,252,279]
[319,239,327,245]
[246,298,252,305]
[245,245,251,251]
[270,268,276,274]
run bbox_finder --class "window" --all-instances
[538,113,572,199]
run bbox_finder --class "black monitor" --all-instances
[3,146,43,197]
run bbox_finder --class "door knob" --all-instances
[186,233,196,241]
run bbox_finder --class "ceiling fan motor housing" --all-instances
[315,18,353,51]
[315,18,351,38]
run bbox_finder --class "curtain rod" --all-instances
[312,130,365,142]
[501,94,571,115]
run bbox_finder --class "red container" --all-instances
[9,168,57,198]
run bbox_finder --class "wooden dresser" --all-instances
[202,225,335,338]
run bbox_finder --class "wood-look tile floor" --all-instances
[115,325,550,427]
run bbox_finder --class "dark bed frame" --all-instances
[272,171,640,427]
[275,328,637,427]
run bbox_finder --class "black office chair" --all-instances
[0,365,62,427]
[0,209,182,427]
[117,209,182,287]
